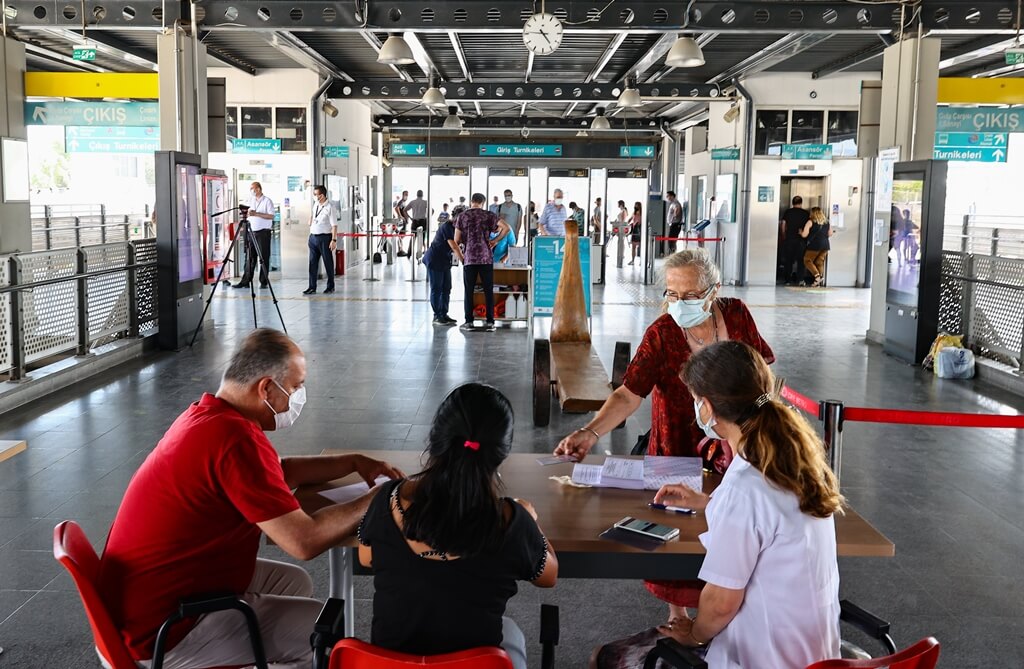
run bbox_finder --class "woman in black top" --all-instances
[801,206,834,287]
[629,201,643,265]
[358,384,558,667]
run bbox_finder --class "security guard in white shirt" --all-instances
[234,181,276,289]
[303,184,338,295]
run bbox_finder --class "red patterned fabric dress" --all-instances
[620,297,774,607]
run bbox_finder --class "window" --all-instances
[790,110,825,145]
[275,107,307,152]
[755,110,788,156]
[828,110,859,157]
[240,107,272,139]
[226,107,238,142]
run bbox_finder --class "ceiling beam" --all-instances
[812,35,893,79]
[34,28,157,71]
[940,37,1023,71]
[402,31,439,80]
[448,31,473,83]
[198,32,259,75]
[618,34,677,83]
[83,30,159,67]
[23,42,106,72]
[359,31,414,83]
[329,81,727,104]
[376,115,664,132]
[524,52,535,84]
[587,32,628,83]
[962,60,1024,78]
[254,31,354,81]
[708,32,835,84]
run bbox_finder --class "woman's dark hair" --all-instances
[634,201,642,213]
[402,383,515,557]
[683,341,843,518]
[617,200,626,208]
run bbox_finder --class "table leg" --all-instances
[327,546,356,637]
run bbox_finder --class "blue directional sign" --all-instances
[479,144,562,157]
[933,147,1007,163]
[711,147,741,160]
[933,131,1008,162]
[619,145,656,158]
[321,145,350,158]
[936,107,1024,134]
[67,136,160,154]
[391,143,427,156]
[25,101,159,127]
[781,144,833,160]
[66,126,157,140]
[231,138,282,154]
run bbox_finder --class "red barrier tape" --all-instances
[843,406,1024,429]
[781,386,821,418]
[654,236,725,242]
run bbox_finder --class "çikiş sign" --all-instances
[936,107,1024,134]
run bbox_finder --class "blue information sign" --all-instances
[391,143,426,156]
[619,145,656,158]
[781,144,833,160]
[66,126,157,140]
[25,101,159,127]
[231,138,282,154]
[322,145,350,158]
[711,147,741,160]
[66,136,159,153]
[532,237,591,317]
[936,107,1024,134]
[479,144,562,157]
[933,147,1007,163]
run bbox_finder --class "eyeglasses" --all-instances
[663,286,713,303]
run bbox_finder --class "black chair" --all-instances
[642,600,899,669]
[311,599,559,669]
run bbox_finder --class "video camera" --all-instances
[238,204,250,216]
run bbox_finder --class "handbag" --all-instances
[630,433,734,475]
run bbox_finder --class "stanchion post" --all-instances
[822,400,844,485]
[407,234,421,283]
[365,225,378,282]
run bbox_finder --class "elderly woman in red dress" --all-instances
[554,247,774,620]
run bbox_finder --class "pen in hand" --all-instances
[648,502,695,515]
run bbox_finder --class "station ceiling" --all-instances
[7,1,1023,125]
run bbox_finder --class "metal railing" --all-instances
[940,215,1024,373]
[31,204,153,251]
[0,239,158,380]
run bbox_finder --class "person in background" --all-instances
[555,249,774,622]
[233,182,275,290]
[489,195,501,215]
[628,201,643,266]
[423,208,459,326]
[666,191,683,254]
[498,190,524,246]
[569,202,586,236]
[99,329,403,669]
[801,206,834,287]
[451,196,468,222]
[393,190,409,226]
[453,193,510,332]
[596,342,841,669]
[529,202,540,238]
[538,189,568,237]
[401,190,429,259]
[780,196,810,285]
[591,197,604,244]
[437,203,451,226]
[303,184,337,295]
[491,225,517,265]
[358,384,558,669]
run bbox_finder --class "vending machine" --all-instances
[201,170,231,284]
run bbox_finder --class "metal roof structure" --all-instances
[6,1,1023,126]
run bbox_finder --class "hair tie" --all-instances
[463,440,480,451]
[754,393,772,409]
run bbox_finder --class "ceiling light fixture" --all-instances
[377,33,415,65]
[576,130,589,137]
[443,106,463,130]
[591,107,611,130]
[666,1,705,68]
[422,73,447,109]
[618,76,643,108]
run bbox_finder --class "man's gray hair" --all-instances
[223,328,297,385]
[662,248,721,291]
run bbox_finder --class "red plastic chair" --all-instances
[53,521,267,669]
[328,638,513,668]
[807,637,941,669]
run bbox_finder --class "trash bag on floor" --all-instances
[935,347,975,379]
[923,332,963,371]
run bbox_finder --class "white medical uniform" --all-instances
[699,456,841,669]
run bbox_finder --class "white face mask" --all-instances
[505,196,512,203]
[554,198,563,206]
[668,296,712,329]
[694,399,721,439]
[264,380,306,430]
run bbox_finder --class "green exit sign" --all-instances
[73,47,97,61]
[1006,49,1024,65]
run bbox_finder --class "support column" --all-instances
[157,28,209,163]
[0,36,30,254]
[867,37,940,342]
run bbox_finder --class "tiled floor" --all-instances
[0,255,1022,667]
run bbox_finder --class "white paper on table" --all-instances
[600,457,644,489]
[643,456,703,492]
[570,463,603,486]
[318,476,391,504]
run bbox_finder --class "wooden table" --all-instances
[299,451,894,635]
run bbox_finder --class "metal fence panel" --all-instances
[132,239,159,333]
[83,243,130,342]
[939,251,965,335]
[15,249,79,364]
[0,256,11,374]
[969,255,1024,368]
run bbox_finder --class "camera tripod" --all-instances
[189,206,287,347]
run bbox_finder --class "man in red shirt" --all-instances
[98,328,402,668]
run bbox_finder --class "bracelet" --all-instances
[689,623,708,647]
[577,427,600,440]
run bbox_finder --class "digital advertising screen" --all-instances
[886,173,924,308]
[177,164,203,284]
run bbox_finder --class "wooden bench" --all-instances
[532,338,631,426]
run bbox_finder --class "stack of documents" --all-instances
[571,456,702,491]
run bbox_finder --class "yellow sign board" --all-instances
[938,78,1024,106]
[24,72,158,99]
